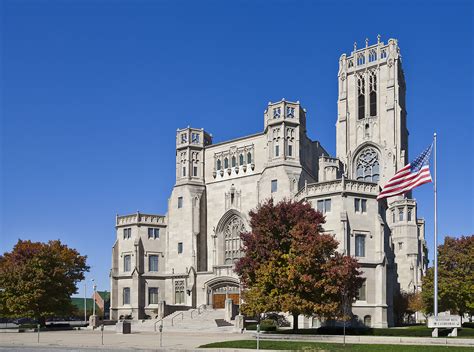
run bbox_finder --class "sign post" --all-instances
[159,323,163,348]
[256,324,260,350]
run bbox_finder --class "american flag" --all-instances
[377,143,433,200]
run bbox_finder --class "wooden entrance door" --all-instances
[212,293,240,309]
[213,294,226,309]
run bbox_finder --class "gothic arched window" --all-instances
[216,159,222,170]
[224,216,245,265]
[355,147,380,182]
[231,156,236,167]
[247,152,252,164]
[358,75,365,120]
[369,71,377,116]
[239,154,244,166]
[224,157,229,169]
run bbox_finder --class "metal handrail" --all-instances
[171,312,184,326]
[190,304,207,319]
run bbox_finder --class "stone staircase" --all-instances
[129,307,235,332]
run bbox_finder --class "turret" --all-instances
[176,127,212,185]
[263,99,306,164]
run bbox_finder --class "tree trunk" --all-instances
[292,313,299,333]
[38,316,46,327]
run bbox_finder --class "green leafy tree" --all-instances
[235,199,364,331]
[422,235,474,317]
[0,239,89,325]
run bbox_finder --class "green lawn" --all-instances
[272,325,474,338]
[200,340,473,351]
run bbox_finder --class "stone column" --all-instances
[234,314,245,332]
[157,301,166,319]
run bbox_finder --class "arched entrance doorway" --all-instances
[204,277,240,309]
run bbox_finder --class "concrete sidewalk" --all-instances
[1,329,473,351]
[0,329,249,351]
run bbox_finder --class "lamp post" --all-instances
[91,279,97,317]
[84,281,87,325]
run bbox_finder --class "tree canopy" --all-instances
[235,199,364,330]
[422,235,474,317]
[0,239,89,323]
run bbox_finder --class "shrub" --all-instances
[246,320,277,332]
[262,313,291,327]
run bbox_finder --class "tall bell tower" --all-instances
[336,37,427,296]
[336,36,408,187]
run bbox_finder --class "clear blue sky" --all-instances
[1,0,473,297]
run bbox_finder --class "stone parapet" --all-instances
[295,179,378,200]
[116,212,166,227]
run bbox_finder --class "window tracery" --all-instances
[213,144,254,178]
[273,107,281,118]
[368,49,377,62]
[223,216,245,264]
[355,147,380,182]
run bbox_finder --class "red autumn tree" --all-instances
[235,199,364,331]
[0,239,89,325]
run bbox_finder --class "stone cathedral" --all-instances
[110,38,428,328]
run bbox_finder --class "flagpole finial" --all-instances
[434,132,437,137]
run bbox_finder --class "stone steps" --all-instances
[130,308,233,332]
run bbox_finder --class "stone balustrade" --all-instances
[295,178,379,200]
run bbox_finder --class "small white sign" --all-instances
[428,315,461,328]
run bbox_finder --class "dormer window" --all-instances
[273,107,281,118]
[286,106,295,117]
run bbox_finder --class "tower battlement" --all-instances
[339,36,400,74]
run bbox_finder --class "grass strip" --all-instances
[200,340,473,351]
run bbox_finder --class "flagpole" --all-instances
[433,132,438,317]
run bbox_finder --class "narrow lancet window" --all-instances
[358,75,365,119]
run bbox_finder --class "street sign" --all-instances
[428,315,461,328]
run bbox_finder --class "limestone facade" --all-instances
[110,38,428,328]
